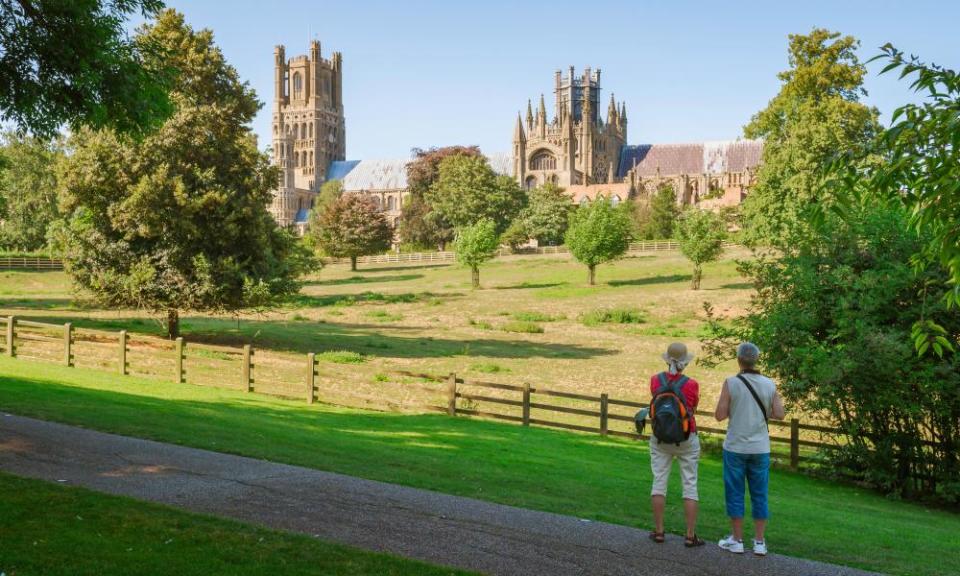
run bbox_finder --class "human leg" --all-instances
[746,453,770,542]
[722,449,747,539]
[649,440,672,540]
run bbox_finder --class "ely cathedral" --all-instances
[269,41,762,234]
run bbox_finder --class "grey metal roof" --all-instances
[327,153,514,192]
[618,140,762,179]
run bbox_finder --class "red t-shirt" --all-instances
[649,372,699,434]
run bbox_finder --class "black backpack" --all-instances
[649,372,692,444]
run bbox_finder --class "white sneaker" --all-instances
[718,535,744,554]
[753,539,767,556]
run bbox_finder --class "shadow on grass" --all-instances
[286,291,462,309]
[0,297,95,311]
[14,313,614,360]
[304,274,424,287]
[494,282,566,290]
[717,282,753,290]
[350,263,452,273]
[607,274,691,288]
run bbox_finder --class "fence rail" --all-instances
[0,257,64,270]
[1,314,840,471]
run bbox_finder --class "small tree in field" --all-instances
[312,195,392,271]
[676,209,726,289]
[455,219,499,289]
[564,200,631,285]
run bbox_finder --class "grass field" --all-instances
[0,472,471,576]
[0,250,752,405]
[1,356,957,576]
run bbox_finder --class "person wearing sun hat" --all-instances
[646,341,704,548]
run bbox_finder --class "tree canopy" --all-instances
[676,208,726,289]
[454,218,499,289]
[520,183,572,246]
[52,9,305,338]
[311,194,393,271]
[742,28,880,247]
[564,200,631,285]
[0,132,63,251]
[641,183,680,240]
[426,154,526,234]
[0,0,172,137]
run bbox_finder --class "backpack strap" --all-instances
[735,374,768,430]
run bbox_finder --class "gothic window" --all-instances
[294,151,299,167]
[387,196,396,211]
[529,150,557,171]
[293,72,303,99]
[283,70,289,97]
[309,151,313,166]
[550,174,558,185]
[309,123,314,138]
[524,176,537,191]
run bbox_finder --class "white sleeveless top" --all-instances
[723,372,776,454]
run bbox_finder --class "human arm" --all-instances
[714,379,730,422]
[770,389,786,421]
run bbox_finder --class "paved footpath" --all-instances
[0,413,880,576]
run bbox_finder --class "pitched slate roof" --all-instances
[327,153,513,192]
[618,140,762,179]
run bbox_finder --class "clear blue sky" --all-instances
[159,0,957,159]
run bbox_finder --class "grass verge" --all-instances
[0,472,471,576]
[0,357,957,576]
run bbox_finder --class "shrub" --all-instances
[500,321,544,334]
[580,307,646,326]
[468,318,494,330]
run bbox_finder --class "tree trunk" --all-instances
[471,266,480,289]
[166,309,179,340]
[438,241,446,252]
[692,265,702,290]
[588,264,596,286]
[350,255,357,271]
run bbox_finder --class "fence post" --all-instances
[522,382,531,426]
[446,373,457,416]
[790,418,800,470]
[118,330,127,375]
[306,352,316,404]
[63,322,72,367]
[175,337,184,383]
[242,345,252,392]
[600,393,609,436]
[5,316,14,357]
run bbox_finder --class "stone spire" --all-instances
[514,113,526,142]
[608,93,618,125]
[526,99,534,131]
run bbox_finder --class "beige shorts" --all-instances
[649,433,700,501]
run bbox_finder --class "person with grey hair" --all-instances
[713,342,785,556]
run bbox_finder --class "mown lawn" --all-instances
[1,356,957,576]
[0,472,472,576]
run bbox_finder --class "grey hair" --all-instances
[737,342,760,366]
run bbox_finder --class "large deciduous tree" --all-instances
[741,28,880,247]
[426,155,526,234]
[0,132,63,251]
[676,208,726,289]
[311,195,393,271]
[52,10,306,339]
[454,219,499,289]
[634,183,680,240]
[0,0,172,138]
[400,146,482,250]
[565,200,631,285]
[520,183,572,246]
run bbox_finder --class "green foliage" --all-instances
[830,47,960,313]
[467,318,493,330]
[676,209,726,290]
[311,195,393,271]
[365,309,403,323]
[51,11,306,339]
[0,0,172,138]
[454,218,499,289]
[520,183,572,245]
[400,146,481,250]
[701,203,960,502]
[564,200,631,285]
[427,155,526,234]
[315,179,343,214]
[500,320,544,334]
[499,219,529,251]
[317,350,367,364]
[512,311,562,322]
[0,132,63,251]
[580,307,646,326]
[636,183,680,240]
[470,362,510,374]
[742,28,880,247]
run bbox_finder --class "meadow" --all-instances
[0,249,753,406]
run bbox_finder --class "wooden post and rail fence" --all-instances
[2,314,835,471]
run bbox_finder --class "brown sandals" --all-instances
[684,534,706,547]
[649,531,665,544]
